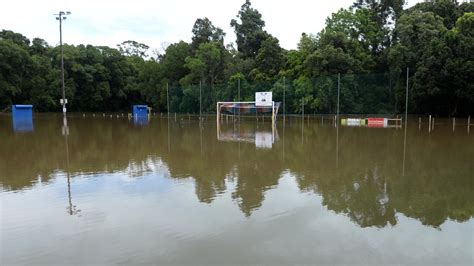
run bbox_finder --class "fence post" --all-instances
[429,115,431,133]
[302,98,304,123]
[283,76,286,126]
[238,78,240,123]
[166,83,169,119]
[199,81,202,121]
[468,116,471,133]
[405,67,409,129]
[337,73,341,126]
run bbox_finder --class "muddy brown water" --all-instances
[1,114,473,265]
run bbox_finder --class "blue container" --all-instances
[12,105,34,132]
[132,105,148,118]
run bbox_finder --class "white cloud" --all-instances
[0,0,423,51]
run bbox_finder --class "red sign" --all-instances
[367,118,387,128]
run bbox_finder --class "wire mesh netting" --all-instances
[164,71,405,117]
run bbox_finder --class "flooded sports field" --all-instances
[1,114,473,265]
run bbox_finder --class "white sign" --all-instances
[60,98,68,104]
[347,118,361,126]
[255,92,272,107]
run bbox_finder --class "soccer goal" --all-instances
[216,92,280,125]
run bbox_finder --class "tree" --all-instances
[254,36,285,79]
[182,41,224,111]
[353,0,406,24]
[411,0,463,29]
[29,38,50,56]
[306,9,376,76]
[0,39,34,108]
[191,17,225,51]
[389,7,474,115]
[117,40,150,58]
[1,0,473,115]
[443,12,474,114]
[230,0,269,58]
[161,41,191,84]
[0,30,30,48]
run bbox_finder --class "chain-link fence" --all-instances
[163,71,406,118]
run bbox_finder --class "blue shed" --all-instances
[12,105,34,132]
[132,105,148,117]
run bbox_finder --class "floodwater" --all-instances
[1,114,473,265]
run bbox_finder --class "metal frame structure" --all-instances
[216,101,280,142]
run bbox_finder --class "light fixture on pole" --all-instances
[54,11,71,114]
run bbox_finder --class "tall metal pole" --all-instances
[405,67,409,129]
[403,67,409,176]
[301,99,304,143]
[199,81,202,120]
[283,76,286,126]
[238,78,241,122]
[167,83,170,119]
[337,73,340,126]
[60,17,65,113]
[238,77,241,158]
[55,11,70,114]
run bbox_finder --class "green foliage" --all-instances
[0,0,472,115]
[389,7,474,115]
[161,41,191,85]
[255,36,285,79]
[117,40,149,58]
[230,0,269,58]
[412,0,463,29]
[191,17,225,51]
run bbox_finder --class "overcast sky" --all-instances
[0,0,423,51]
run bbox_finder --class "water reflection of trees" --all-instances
[1,116,472,228]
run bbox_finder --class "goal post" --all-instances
[216,92,280,137]
[216,101,280,141]
[216,101,280,123]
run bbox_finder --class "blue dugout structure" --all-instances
[132,105,148,117]
[132,105,149,126]
[12,105,34,132]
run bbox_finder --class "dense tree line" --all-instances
[0,0,472,115]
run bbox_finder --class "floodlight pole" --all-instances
[56,11,70,114]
